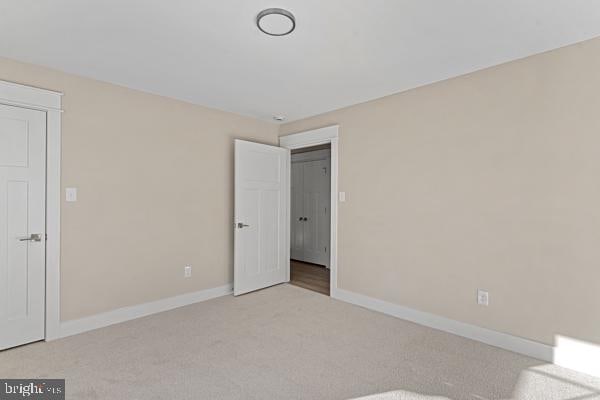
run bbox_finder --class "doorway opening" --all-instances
[289,144,331,295]
[234,125,338,298]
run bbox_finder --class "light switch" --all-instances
[339,191,346,202]
[65,187,77,202]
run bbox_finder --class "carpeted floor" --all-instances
[1,284,599,400]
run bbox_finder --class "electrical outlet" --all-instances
[477,289,489,306]
[184,265,192,278]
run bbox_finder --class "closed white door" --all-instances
[234,140,289,296]
[301,159,330,266]
[290,158,330,267]
[0,104,46,350]
[290,163,304,260]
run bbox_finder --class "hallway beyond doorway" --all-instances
[290,260,330,296]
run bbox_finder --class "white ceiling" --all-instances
[1,1,600,122]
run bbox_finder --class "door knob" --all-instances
[20,233,43,242]
[303,217,308,221]
[237,222,250,229]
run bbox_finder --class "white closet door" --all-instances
[301,159,330,266]
[290,162,304,260]
[0,104,47,350]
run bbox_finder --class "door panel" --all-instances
[260,189,280,272]
[290,163,304,260]
[240,189,261,277]
[7,181,29,320]
[234,140,289,296]
[0,104,46,350]
[301,160,330,266]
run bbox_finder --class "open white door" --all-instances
[234,140,289,296]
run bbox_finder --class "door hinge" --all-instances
[325,246,327,252]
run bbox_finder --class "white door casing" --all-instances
[234,140,289,296]
[0,104,47,350]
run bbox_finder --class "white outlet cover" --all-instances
[184,265,192,278]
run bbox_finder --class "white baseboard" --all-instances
[334,289,600,377]
[48,283,600,378]
[332,288,554,362]
[52,284,233,340]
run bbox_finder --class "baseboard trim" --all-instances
[52,284,233,340]
[332,288,554,362]
[48,283,599,378]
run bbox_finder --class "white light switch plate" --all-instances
[339,191,346,202]
[65,187,77,202]
[477,289,489,306]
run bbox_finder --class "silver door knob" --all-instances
[237,222,250,229]
[20,233,43,242]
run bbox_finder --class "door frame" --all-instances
[280,125,339,296]
[0,80,63,341]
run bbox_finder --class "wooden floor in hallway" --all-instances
[290,260,330,296]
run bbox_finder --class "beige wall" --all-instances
[281,37,600,346]
[3,35,600,346]
[0,57,279,321]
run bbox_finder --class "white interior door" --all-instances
[301,159,330,266]
[290,162,304,260]
[0,104,46,350]
[290,156,330,267]
[234,140,289,296]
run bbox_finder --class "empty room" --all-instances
[1,1,600,399]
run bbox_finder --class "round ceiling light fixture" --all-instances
[257,8,295,36]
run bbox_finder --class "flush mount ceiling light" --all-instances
[256,8,295,36]
[273,115,286,122]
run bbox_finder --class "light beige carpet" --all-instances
[1,284,599,400]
